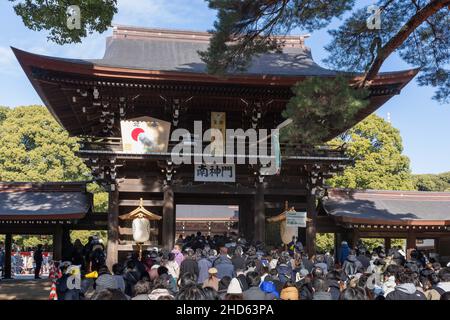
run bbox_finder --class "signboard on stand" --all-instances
[286,211,307,228]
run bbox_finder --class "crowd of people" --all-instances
[0,242,49,279]
[51,232,450,300]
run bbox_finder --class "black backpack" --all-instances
[91,249,106,266]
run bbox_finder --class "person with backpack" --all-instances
[385,270,426,300]
[342,250,363,278]
[90,247,106,272]
[434,267,450,296]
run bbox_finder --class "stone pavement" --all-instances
[0,278,51,300]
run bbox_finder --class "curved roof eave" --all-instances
[12,47,419,87]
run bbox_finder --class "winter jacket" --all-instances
[357,254,370,270]
[277,264,293,284]
[180,257,199,278]
[171,249,184,266]
[436,281,450,294]
[342,255,363,276]
[243,286,275,300]
[197,258,212,284]
[328,280,341,300]
[165,260,180,280]
[339,243,350,264]
[385,283,426,300]
[313,291,333,300]
[213,255,236,279]
[382,276,397,297]
[123,269,140,297]
[236,273,249,291]
[314,262,328,274]
[232,255,246,271]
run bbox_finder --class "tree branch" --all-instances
[362,0,450,85]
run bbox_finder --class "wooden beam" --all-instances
[254,182,265,242]
[162,185,175,250]
[306,192,317,256]
[53,226,63,261]
[119,199,164,207]
[106,184,119,270]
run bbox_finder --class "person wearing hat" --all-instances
[339,241,350,265]
[224,277,244,300]
[203,267,220,291]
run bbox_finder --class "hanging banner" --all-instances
[210,112,226,156]
[286,211,307,228]
[194,164,235,182]
[260,131,282,175]
[120,117,171,154]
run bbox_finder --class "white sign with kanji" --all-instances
[194,164,236,182]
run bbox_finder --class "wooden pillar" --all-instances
[53,226,63,261]
[239,198,252,240]
[384,238,392,252]
[3,233,12,279]
[351,229,360,249]
[334,233,342,263]
[162,185,175,250]
[106,183,119,270]
[254,181,265,243]
[306,192,317,257]
[62,226,72,261]
[406,231,416,260]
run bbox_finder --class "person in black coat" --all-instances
[385,270,426,300]
[231,246,246,271]
[180,249,199,279]
[33,244,43,279]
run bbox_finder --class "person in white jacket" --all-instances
[163,252,180,281]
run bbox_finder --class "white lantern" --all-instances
[132,217,151,243]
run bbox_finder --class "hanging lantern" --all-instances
[132,217,151,243]
[119,198,162,259]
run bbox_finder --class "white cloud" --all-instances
[114,0,215,31]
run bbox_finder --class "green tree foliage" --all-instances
[71,230,107,245]
[0,106,9,124]
[281,76,369,146]
[12,235,53,250]
[413,172,450,191]
[201,0,450,103]
[0,105,108,247]
[360,238,406,251]
[0,105,90,181]
[316,233,335,253]
[328,114,414,190]
[0,105,108,210]
[9,0,117,44]
[87,183,109,212]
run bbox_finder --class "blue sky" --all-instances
[0,0,449,174]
